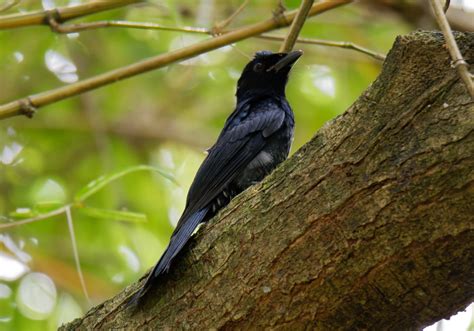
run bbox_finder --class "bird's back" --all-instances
[129,50,300,307]
[185,95,294,220]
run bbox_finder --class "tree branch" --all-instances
[212,0,250,35]
[279,0,315,52]
[46,19,211,34]
[261,34,385,60]
[0,0,141,29]
[0,204,71,229]
[0,0,19,13]
[35,18,384,61]
[429,0,474,99]
[61,31,474,330]
[0,0,351,120]
[65,206,91,304]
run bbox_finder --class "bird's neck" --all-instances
[236,89,286,104]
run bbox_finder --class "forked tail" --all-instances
[127,208,208,308]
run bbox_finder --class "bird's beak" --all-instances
[268,50,303,72]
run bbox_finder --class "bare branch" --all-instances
[1,204,90,303]
[0,0,19,13]
[0,0,141,29]
[65,206,91,303]
[279,0,315,52]
[46,19,209,35]
[0,0,351,120]
[212,0,250,35]
[443,0,450,13]
[0,205,71,229]
[429,0,474,99]
[261,34,385,61]
[37,17,384,62]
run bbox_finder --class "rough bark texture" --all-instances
[63,31,474,330]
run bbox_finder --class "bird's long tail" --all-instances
[127,208,208,308]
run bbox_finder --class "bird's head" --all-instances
[236,50,303,100]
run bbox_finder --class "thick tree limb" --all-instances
[62,31,473,330]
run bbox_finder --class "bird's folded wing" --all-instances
[178,101,285,227]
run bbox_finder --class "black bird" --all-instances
[130,50,302,306]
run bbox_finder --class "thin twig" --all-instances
[65,206,91,303]
[429,0,474,100]
[0,205,71,229]
[0,0,351,120]
[47,19,209,34]
[0,0,140,29]
[40,17,383,61]
[262,34,385,61]
[279,0,315,52]
[0,0,19,13]
[212,0,250,35]
[443,0,450,13]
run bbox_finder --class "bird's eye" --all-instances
[253,63,264,72]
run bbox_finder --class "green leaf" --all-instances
[74,165,176,202]
[30,178,67,206]
[34,201,64,213]
[80,206,148,223]
[9,207,38,219]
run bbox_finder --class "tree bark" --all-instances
[62,31,474,330]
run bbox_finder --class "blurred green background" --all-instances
[0,0,472,330]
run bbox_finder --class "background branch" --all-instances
[0,205,71,229]
[47,19,210,34]
[212,0,249,34]
[0,0,141,29]
[0,0,19,13]
[279,0,315,52]
[261,34,385,60]
[65,206,91,304]
[0,0,351,120]
[35,18,384,61]
[429,0,474,100]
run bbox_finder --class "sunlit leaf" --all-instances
[74,165,177,202]
[30,179,67,206]
[79,206,148,223]
[34,201,64,213]
[9,208,37,219]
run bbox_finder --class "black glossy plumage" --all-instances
[129,50,302,307]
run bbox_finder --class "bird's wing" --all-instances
[178,99,285,228]
[127,100,286,307]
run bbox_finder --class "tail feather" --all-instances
[127,208,208,308]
